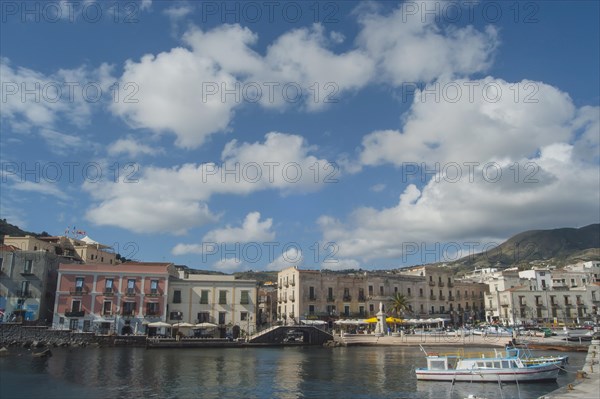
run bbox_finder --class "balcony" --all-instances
[288,295,295,302]
[284,281,289,288]
[438,282,445,287]
[327,297,335,302]
[429,295,437,300]
[65,310,85,317]
[103,290,115,296]
[144,311,161,317]
[308,296,317,302]
[145,291,161,297]
[16,290,32,298]
[447,282,454,288]
[69,288,88,296]
[439,295,445,301]
[343,295,352,302]
[20,270,35,277]
[125,290,137,297]
[102,311,113,316]
[290,280,296,286]
[448,295,455,301]
[428,281,435,286]
[358,295,366,302]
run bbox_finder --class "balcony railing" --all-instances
[146,291,161,297]
[438,282,444,287]
[65,310,85,317]
[326,297,335,302]
[429,295,437,300]
[448,296,455,301]
[309,296,317,301]
[447,282,454,288]
[69,288,88,295]
[103,290,115,296]
[358,295,366,302]
[439,295,445,301]
[343,295,352,302]
[145,311,161,316]
[20,270,35,276]
[428,281,435,286]
[125,290,137,297]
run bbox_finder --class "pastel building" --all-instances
[52,262,177,334]
[168,268,258,338]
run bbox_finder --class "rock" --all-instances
[0,347,9,357]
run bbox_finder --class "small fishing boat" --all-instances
[506,344,568,367]
[415,346,560,382]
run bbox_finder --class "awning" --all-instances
[92,319,115,323]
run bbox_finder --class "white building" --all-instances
[167,269,257,338]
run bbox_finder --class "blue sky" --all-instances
[1,0,599,272]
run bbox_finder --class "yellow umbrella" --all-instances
[364,317,378,323]
[386,317,403,324]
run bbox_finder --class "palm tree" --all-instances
[389,292,410,318]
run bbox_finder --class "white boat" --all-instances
[511,345,568,367]
[415,346,560,382]
[472,326,513,337]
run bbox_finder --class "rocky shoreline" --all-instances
[0,323,125,349]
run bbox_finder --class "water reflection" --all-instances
[0,346,585,399]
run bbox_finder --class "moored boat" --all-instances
[415,346,560,382]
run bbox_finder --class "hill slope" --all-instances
[450,224,599,270]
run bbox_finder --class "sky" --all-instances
[1,0,599,272]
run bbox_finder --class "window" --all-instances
[69,319,79,331]
[369,304,374,312]
[407,288,411,296]
[23,260,33,274]
[359,306,365,316]
[105,278,114,293]
[200,290,209,304]
[169,311,182,320]
[127,279,135,294]
[241,312,248,321]
[240,290,250,305]
[394,286,398,293]
[122,302,136,316]
[379,286,384,295]
[219,290,227,304]
[173,290,181,303]
[83,320,91,332]
[146,302,159,316]
[431,306,435,314]
[103,301,112,315]
[328,287,333,300]
[344,305,350,316]
[309,286,316,300]
[218,312,226,325]
[197,312,210,323]
[358,288,365,301]
[75,277,84,292]
[368,285,373,296]
[150,280,158,294]
[343,288,350,301]
[71,300,81,312]
[309,305,315,315]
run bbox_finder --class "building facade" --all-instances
[277,266,488,325]
[167,270,257,338]
[52,262,176,334]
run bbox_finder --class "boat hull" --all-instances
[415,366,559,382]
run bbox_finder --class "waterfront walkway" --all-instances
[539,339,600,399]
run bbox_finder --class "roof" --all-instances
[0,244,20,251]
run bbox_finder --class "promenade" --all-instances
[539,339,600,399]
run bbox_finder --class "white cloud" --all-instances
[321,79,599,261]
[107,137,163,157]
[213,257,244,271]
[172,212,275,255]
[86,132,333,234]
[356,6,498,84]
[204,212,275,243]
[370,183,386,192]
[266,247,303,271]
[11,180,69,200]
[39,128,85,155]
[1,58,115,132]
[140,0,152,11]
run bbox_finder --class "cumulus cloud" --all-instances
[110,5,496,148]
[107,137,163,157]
[213,258,244,271]
[321,78,600,261]
[172,212,275,255]
[266,247,303,271]
[86,132,332,234]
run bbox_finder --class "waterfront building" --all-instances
[277,265,487,325]
[257,281,278,329]
[52,262,176,334]
[0,234,117,323]
[167,268,257,338]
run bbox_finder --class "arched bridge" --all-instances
[249,325,334,345]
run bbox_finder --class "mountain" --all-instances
[449,224,599,271]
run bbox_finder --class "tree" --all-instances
[389,292,411,317]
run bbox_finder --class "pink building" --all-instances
[52,262,177,334]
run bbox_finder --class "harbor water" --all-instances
[0,346,587,399]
